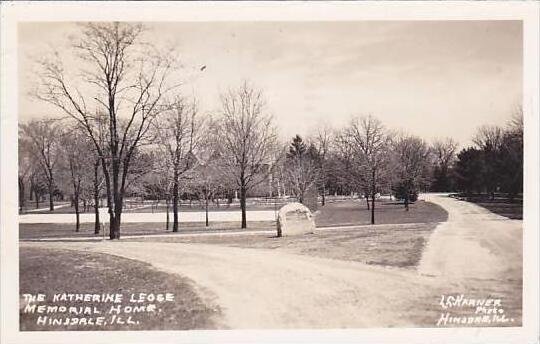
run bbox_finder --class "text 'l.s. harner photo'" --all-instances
[17,20,523,330]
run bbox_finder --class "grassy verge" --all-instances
[127,222,439,269]
[19,221,275,240]
[20,247,222,331]
[451,194,522,220]
[315,200,448,227]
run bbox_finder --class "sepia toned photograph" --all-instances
[1,2,539,344]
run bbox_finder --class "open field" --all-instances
[451,194,523,220]
[19,246,222,331]
[315,199,448,227]
[19,199,447,240]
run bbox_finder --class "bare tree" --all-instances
[215,81,278,229]
[18,143,35,212]
[91,157,104,234]
[284,156,320,204]
[432,138,458,170]
[313,125,332,206]
[430,137,458,192]
[500,106,523,200]
[392,135,431,211]
[473,125,504,152]
[342,115,391,224]
[473,125,504,199]
[186,152,223,227]
[35,22,181,239]
[143,149,174,230]
[508,105,524,136]
[156,96,202,232]
[19,119,61,211]
[333,130,363,201]
[59,127,95,231]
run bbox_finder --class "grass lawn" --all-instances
[315,199,448,227]
[20,200,447,240]
[451,194,522,220]
[127,222,439,269]
[121,200,448,269]
[19,202,71,214]
[19,221,275,240]
[19,246,222,331]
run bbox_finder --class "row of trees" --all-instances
[18,22,280,239]
[275,108,523,223]
[19,81,278,238]
[19,22,523,239]
[453,109,523,200]
[17,111,441,234]
[284,117,434,224]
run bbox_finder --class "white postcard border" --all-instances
[1,2,538,343]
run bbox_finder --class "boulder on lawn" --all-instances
[276,202,315,237]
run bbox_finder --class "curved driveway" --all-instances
[418,194,522,280]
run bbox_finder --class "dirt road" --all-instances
[22,240,443,328]
[20,194,522,328]
[418,194,522,281]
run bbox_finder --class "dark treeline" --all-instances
[435,108,523,201]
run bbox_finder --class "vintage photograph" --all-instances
[16,19,524,330]
[1,3,538,343]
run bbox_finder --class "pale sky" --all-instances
[19,21,522,147]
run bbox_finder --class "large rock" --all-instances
[276,202,315,237]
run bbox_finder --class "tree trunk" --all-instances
[227,192,233,208]
[110,200,122,240]
[93,162,100,234]
[19,177,25,212]
[108,152,122,240]
[74,194,80,232]
[94,201,100,235]
[370,170,376,224]
[48,183,54,211]
[165,196,170,230]
[321,184,326,206]
[404,193,410,211]
[29,179,34,201]
[109,216,119,239]
[34,188,40,209]
[240,186,247,229]
[365,192,370,210]
[108,187,122,240]
[205,194,209,227]
[371,192,375,225]
[172,176,179,232]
